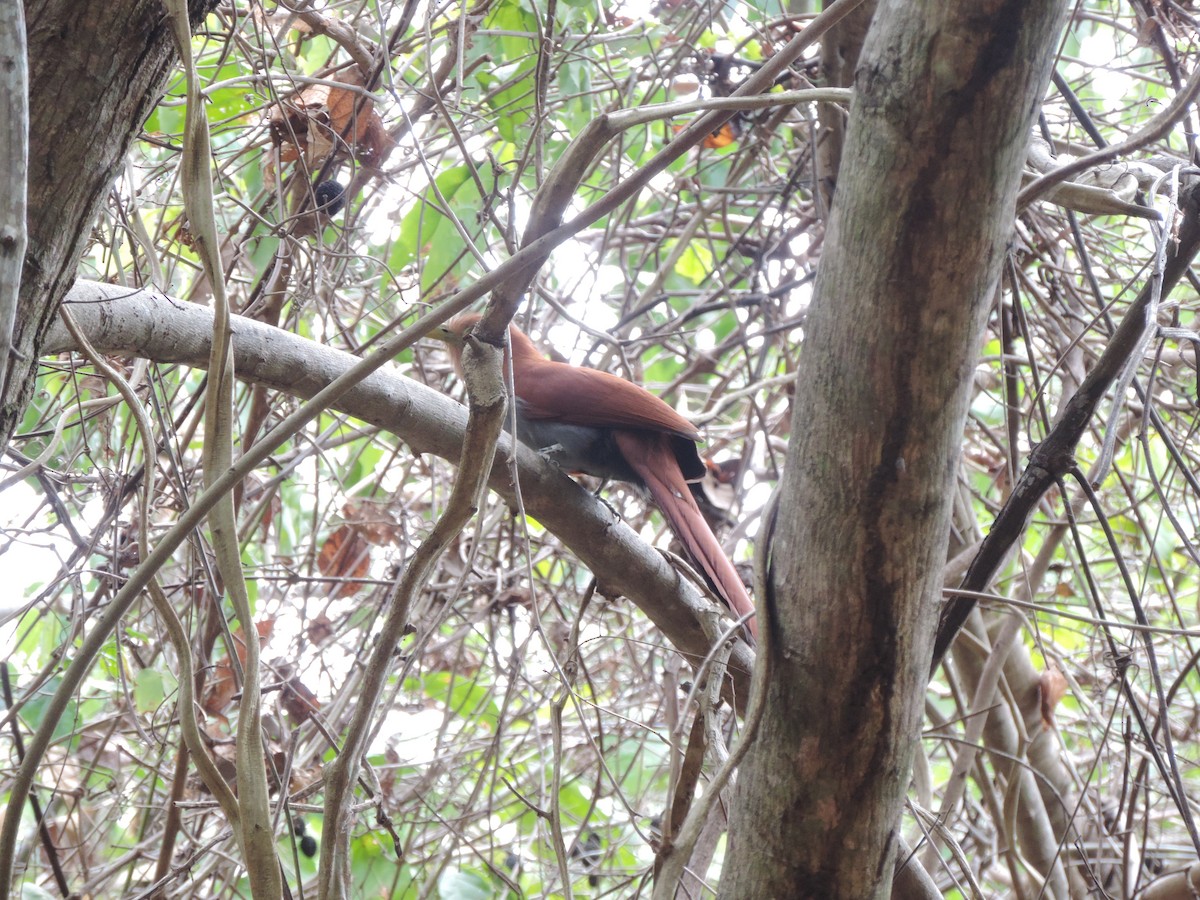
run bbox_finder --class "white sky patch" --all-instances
[612,0,657,20]
[741,481,775,541]
[589,263,631,302]
[0,481,79,649]
[1072,31,1138,115]
[647,168,676,195]
[374,707,449,761]
[547,240,607,310]
[693,327,716,352]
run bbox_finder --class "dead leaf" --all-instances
[317,523,371,597]
[307,614,334,645]
[202,658,238,716]
[281,676,322,724]
[268,69,393,171]
[202,620,275,714]
[1039,664,1069,730]
[342,499,403,545]
[492,587,533,613]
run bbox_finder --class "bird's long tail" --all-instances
[615,432,757,641]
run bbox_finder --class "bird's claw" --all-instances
[594,491,621,521]
[538,443,566,466]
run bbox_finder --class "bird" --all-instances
[432,312,756,640]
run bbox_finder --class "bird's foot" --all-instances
[537,443,566,466]
[591,484,622,521]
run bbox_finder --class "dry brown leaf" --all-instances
[342,499,403,545]
[281,676,322,724]
[317,523,371,597]
[267,69,393,171]
[202,620,275,714]
[1039,664,1069,731]
[202,658,238,716]
[307,614,334,645]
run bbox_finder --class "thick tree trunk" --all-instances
[0,0,216,448]
[0,3,28,381]
[721,1,1070,897]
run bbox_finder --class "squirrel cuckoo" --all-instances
[434,313,756,640]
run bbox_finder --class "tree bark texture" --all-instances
[0,1,28,392]
[1,0,217,450]
[721,1,1070,897]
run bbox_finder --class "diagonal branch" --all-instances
[932,181,1200,669]
[43,282,756,694]
[472,0,869,344]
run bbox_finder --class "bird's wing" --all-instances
[514,358,702,441]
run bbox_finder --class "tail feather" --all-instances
[614,431,757,640]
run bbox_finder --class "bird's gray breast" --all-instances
[512,400,641,484]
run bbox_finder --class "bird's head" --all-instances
[428,312,483,349]
[429,312,545,366]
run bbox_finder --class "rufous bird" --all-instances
[433,313,756,640]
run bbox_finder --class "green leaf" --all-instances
[13,608,65,665]
[392,165,495,293]
[346,442,386,491]
[394,166,473,267]
[134,668,169,715]
[204,59,258,126]
[611,736,669,797]
[350,830,414,897]
[438,868,492,900]
[144,75,186,136]
[417,672,501,730]
[16,676,80,743]
[484,63,537,144]
[555,779,592,822]
[674,241,715,285]
[489,0,537,60]
[554,58,592,127]
[296,35,337,74]
[477,0,539,142]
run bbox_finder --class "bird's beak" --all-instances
[427,321,462,346]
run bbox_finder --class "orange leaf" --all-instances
[1039,665,1068,730]
[202,660,237,715]
[267,70,393,170]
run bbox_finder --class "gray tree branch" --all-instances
[44,281,756,695]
